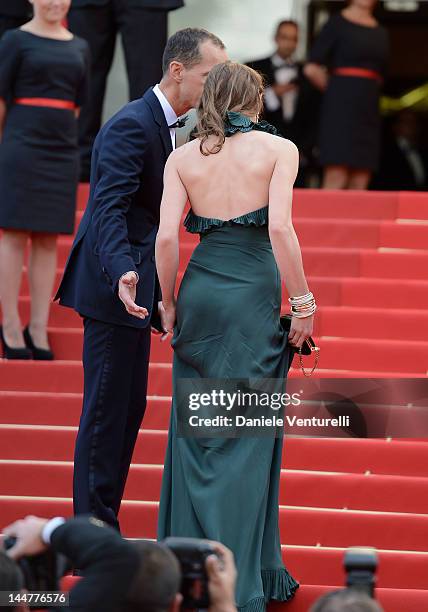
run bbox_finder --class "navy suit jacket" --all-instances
[55,88,172,329]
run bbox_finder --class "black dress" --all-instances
[310,13,389,171]
[0,29,89,234]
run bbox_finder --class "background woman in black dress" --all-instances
[0,0,89,359]
[304,0,389,189]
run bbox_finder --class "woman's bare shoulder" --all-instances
[168,138,200,164]
[254,131,299,158]
[251,129,297,146]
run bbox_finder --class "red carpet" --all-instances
[1,186,428,610]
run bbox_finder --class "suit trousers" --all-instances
[68,0,167,178]
[73,316,151,531]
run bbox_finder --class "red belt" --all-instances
[14,97,77,110]
[332,67,382,82]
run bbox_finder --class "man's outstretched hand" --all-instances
[118,271,148,319]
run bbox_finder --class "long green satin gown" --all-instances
[157,112,299,611]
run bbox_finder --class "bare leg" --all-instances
[348,169,371,190]
[0,230,28,347]
[322,165,350,189]
[28,232,58,349]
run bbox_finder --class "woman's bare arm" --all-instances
[268,138,309,297]
[303,63,329,91]
[268,138,314,346]
[155,152,189,308]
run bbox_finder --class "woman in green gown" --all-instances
[155,62,316,612]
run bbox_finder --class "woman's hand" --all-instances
[159,301,176,338]
[288,314,314,348]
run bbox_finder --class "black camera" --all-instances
[3,536,69,610]
[344,547,379,598]
[163,537,220,610]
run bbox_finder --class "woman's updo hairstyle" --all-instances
[194,61,264,155]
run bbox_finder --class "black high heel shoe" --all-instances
[23,326,54,361]
[0,326,32,359]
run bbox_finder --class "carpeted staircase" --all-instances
[1,187,428,611]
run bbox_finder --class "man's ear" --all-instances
[170,592,183,612]
[169,61,184,83]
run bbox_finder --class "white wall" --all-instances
[169,0,294,62]
[104,0,311,121]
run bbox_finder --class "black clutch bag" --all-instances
[280,314,320,376]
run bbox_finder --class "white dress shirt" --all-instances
[264,53,299,121]
[41,516,66,544]
[152,83,178,150]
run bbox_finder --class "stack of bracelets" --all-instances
[288,291,317,318]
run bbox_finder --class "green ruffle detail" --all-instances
[237,568,299,612]
[224,110,279,137]
[184,205,268,235]
[261,567,299,602]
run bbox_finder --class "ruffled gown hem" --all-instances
[237,567,300,612]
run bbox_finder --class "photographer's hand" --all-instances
[3,515,49,560]
[205,541,237,612]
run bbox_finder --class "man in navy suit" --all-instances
[55,28,227,531]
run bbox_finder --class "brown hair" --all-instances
[194,61,264,156]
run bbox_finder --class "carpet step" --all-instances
[2,362,424,398]
[25,305,428,362]
[56,547,428,594]
[0,392,165,427]
[76,187,428,221]
[74,189,415,221]
[2,390,427,444]
[0,361,171,394]
[397,191,428,220]
[281,545,428,593]
[312,336,428,373]
[15,274,428,311]
[1,461,427,515]
[2,332,427,373]
[338,276,428,309]
[278,190,397,220]
[155,247,428,281]
[0,427,427,477]
[317,306,428,341]
[60,218,428,259]
[20,246,428,300]
[285,437,428,478]
[1,495,428,550]
[1,392,427,441]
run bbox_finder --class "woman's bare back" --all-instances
[173,130,290,220]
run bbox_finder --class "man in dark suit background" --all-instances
[0,1,32,37]
[373,109,428,191]
[247,20,321,186]
[68,0,185,181]
[2,514,237,612]
[55,28,227,532]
